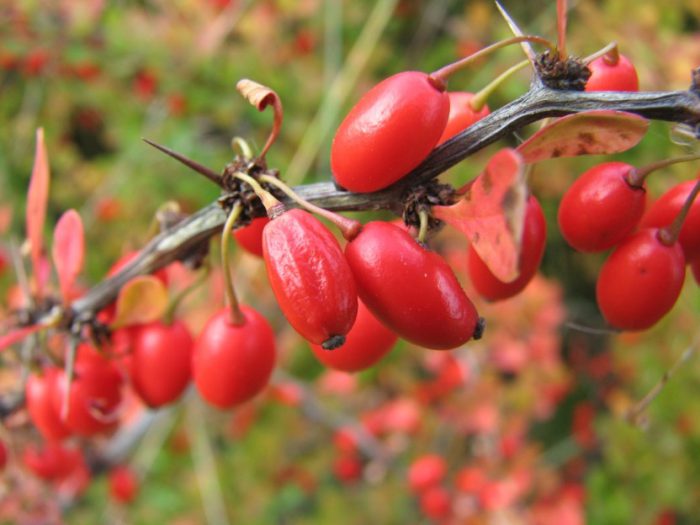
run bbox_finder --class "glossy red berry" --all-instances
[193,306,276,409]
[331,71,450,193]
[26,367,72,441]
[129,320,193,408]
[22,442,83,481]
[691,258,700,285]
[0,439,7,471]
[419,486,452,520]
[408,454,447,493]
[310,299,397,372]
[557,163,645,252]
[640,180,700,261]
[109,465,139,504]
[596,228,686,330]
[52,345,124,437]
[263,208,357,348]
[345,221,482,350]
[585,53,639,92]
[234,216,269,257]
[437,91,490,145]
[469,195,547,301]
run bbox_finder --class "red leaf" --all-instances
[517,110,648,164]
[110,276,168,329]
[26,128,51,297]
[433,148,527,282]
[52,209,85,303]
[0,325,42,352]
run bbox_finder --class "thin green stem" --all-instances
[231,137,253,159]
[221,203,245,326]
[431,35,556,84]
[626,153,700,188]
[233,172,281,211]
[657,178,700,246]
[583,41,619,66]
[259,174,361,240]
[163,265,211,325]
[417,209,429,244]
[470,60,530,112]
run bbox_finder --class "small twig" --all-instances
[627,335,700,427]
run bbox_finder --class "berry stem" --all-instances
[231,137,253,159]
[430,35,557,84]
[470,60,530,112]
[626,153,700,188]
[657,178,700,246]
[258,174,362,241]
[220,202,245,326]
[583,42,619,66]
[233,172,283,213]
[556,0,567,59]
[163,265,210,325]
[417,209,429,244]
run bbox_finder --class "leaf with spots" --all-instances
[517,110,648,164]
[433,148,527,282]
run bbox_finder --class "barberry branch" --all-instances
[29,73,700,330]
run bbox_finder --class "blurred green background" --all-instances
[1,1,700,524]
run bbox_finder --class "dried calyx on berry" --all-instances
[535,50,591,91]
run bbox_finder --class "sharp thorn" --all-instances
[143,138,223,186]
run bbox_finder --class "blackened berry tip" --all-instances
[473,317,486,340]
[322,335,346,350]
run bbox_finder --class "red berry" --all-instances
[332,454,363,484]
[640,180,700,261]
[585,53,639,92]
[469,195,547,301]
[0,439,7,471]
[52,345,124,437]
[408,454,447,493]
[26,367,72,441]
[596,228,686,330]
[193,306,276,408]
[22,442,83,481]
[331,71,450,193]
[310,298,397,372]
[419,486,452,520]
[557,162,646,252]
[129,320,193,408]
[263,208,357,348]
[455,466,487,494]
[691,258,700,285]
[109,465,139,504]
[437,92,490,145]
[234,216,269,257]
[345,221,481,349]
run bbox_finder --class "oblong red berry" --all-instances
[263,208,357,347]
[129,320,193,408]
[557,162,646,252]
[596,228,685,330]
[234,216,269,258]
[469,195,547,301]
[26,367,72,441]
[310,298,397,372]
[640,180,700,261]
[193,306,276,409]
[331,71,450,193]
[345,221,481,350]
[585,53,639,92]
[437,92,490,145]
